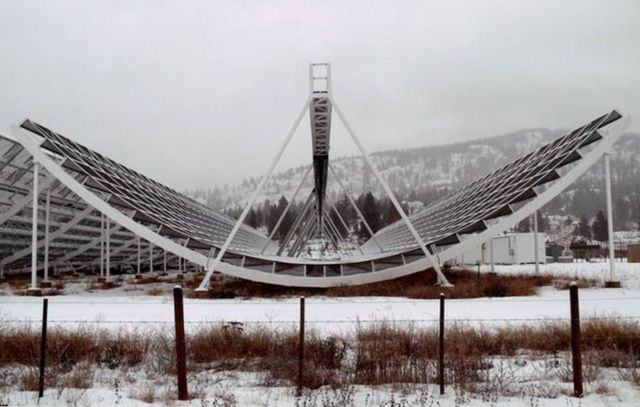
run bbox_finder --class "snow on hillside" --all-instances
[187,130,640,230]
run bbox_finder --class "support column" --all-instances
[137,237,141,275]
[604,153,619,287]
[100,214,104,278]
[533,211,539,275]
[30,162,39,291]
[149,242,153,274]
[43,190,50,282]
[106,217,110,279]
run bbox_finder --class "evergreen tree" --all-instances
[331,193,354,236]
[274,196,294,241]
[564,216,573,226]
[246,208,259,229]
[536,211,549,232]
[577,214,591,240]
[517,217,531,232]
[359,192,380,239]
[592,210,608,242]
[381,198,400,228]
[261,199,273,231]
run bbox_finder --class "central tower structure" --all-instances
[309,63,332,231]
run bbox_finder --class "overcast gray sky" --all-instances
[0,0,638,190]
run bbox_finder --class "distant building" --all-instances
[452,233,547,265]
[626,243,640,263]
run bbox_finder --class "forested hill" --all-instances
[187,129,640,230]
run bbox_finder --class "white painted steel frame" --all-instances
[197,96,312,290]
[30,162,38,289]
[261,164,312,254]
[328,164,383,251]
[329,95,452,286]
[6,107,630,288]
[604,153,616,281]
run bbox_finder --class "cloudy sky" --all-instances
[0,0,638,190]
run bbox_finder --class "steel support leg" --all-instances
[330,96,452,286]
[604,153,616,283]
[137,237,141,275]
[100,214,104,278]
[277,191,315,256]
[262,164,312,253]
[533,211,539,275]
[197,97,312,291]
[106,217,110,279]
[328,164,383,251]
[31,162,39,290]
[44,189,50,281]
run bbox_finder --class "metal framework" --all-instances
[0,64,630,289]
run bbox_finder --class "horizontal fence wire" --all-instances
[2,296,640,305]
[1,316,639,325]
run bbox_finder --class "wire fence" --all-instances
[2,294,640,330]
[1,286,639,401]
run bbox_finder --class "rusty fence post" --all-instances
[570,282,583,397]
[38,298,48,398]
[439,293,445,395]
[173,285,188,400]
[297,296,305,397]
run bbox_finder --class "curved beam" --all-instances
[9,110,629,288]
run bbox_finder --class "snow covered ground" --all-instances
[1,284,640,335]
[2,370,640,406]
[1,261,639,406]
[1,261,639,334]
[480,260,640,289]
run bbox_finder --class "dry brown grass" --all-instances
[1,317,637,394]
[0,326,150,369]
[133,276,160,285]
[185,268,564,300]
[144,287,165,296]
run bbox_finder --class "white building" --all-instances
[453,233,546,265]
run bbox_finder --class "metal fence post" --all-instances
[297,296,305,397]
[38,298,48,398]
[173,286,188,400]
[439,293,445,395]
[569,282,583,397]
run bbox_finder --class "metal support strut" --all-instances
[197,97,312,290]
[30,162,39,290]
[329,96,452,286]
[604,153,617,284]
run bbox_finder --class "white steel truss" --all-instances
[0,66,630,289]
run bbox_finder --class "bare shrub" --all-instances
[553,277,599,290]
[133,276,160,285]
[144,287,165,296]
[59,362,94,389]
[18,368,39,391]
[353,322,436,385]
[146,330,176,375]
[1,315,638,396]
